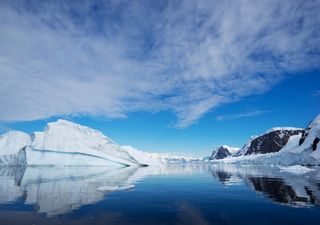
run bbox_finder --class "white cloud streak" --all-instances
[312,90,320,96]
[215,110,269,121]
[0,0,319,127]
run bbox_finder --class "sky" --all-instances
[0,0,319,156]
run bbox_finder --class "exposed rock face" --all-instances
[299,116,320,152]
[313,138,319,151]
[299,127,311,146]
[211,146,231,159]
[245,129,303,155]
[234,136,257,157]
[210,146,239,160]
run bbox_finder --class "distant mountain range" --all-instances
[0,114,319,166]
[209,114,320,166]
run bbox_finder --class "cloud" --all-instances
[312,90,320,96]
[215,110,269,121]
[0,0,319,127]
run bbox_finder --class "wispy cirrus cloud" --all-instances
[0,0,319,127]
[215,110,270,121]
[312,90,320,97]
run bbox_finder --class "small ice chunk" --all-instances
[278,165,315,174]
[96,184,135,191]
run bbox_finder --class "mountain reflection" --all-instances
[210,165,320,207]
[0,164,320,219]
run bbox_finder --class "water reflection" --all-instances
[0,164,320,219]
[210,165,320,207]
[0,165,210,217]
[0,166,141,216]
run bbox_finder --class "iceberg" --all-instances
[0,120,138,166]
[0,131,31,165]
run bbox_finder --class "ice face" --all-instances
[31,119,138,166]
[0,131,31,155]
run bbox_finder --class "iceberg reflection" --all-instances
[0,166,140,216]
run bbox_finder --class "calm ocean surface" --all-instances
[0,165,319,225]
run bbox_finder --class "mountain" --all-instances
[214,114,320,165]
[242,128,303,155]
[0,120,138,166]
[121,145,163,166]
[210,145,240,160]
[122,145,204,165]
[161,153,203,164]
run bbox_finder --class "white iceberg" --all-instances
[0,131,31,165]
[0,120,139,166]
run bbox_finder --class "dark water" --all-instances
[0,165,320,225]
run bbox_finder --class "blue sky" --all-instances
[0,0,319,155]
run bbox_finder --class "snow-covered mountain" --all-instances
[214,114,320,165]
[121,145,164,166]
[122,145,204,165]
[161,153,203,164]
[209,145,240,160]
[242,128,303,155]
[0,120,138,166]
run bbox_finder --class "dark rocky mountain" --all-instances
[210,145,239,160]
[244,129,303,155]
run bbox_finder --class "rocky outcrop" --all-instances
[210,145,239,160]
[244,129,303,155]
[299,116,320,152]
